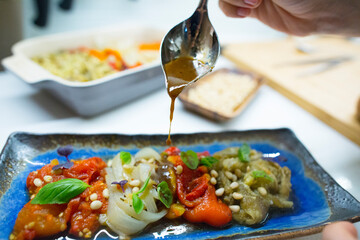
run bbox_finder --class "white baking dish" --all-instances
[2,25,165,117]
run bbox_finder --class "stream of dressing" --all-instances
[163,56,211,145]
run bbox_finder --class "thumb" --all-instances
[322,222,358,240]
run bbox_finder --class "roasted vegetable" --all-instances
[213,146,293,225]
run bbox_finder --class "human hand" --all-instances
[322,222,358,240]
[218,0,360,36]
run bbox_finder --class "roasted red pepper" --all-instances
[171,152,232,227]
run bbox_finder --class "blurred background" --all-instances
[0,0,283,70]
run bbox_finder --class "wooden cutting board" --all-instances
[223,37,360,146]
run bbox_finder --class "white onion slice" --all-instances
[135,147,161,161]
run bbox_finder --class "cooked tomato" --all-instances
[171,153,232,227]
[197,151,210,158]
[164,147,181,156]
[11,157,108,240]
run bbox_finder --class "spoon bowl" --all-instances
[161,0,220,83]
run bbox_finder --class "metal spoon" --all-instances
[160,0,220,83]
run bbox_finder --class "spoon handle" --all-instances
[196,0,208,13]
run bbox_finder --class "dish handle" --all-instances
[1,55,49,84]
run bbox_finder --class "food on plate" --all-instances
[10,144,293,239]
[212,144,293,225]
[104,148,169,237]
[32,42,160,82]
[10,156,107,239]
[185,70,257,117]
[167,148,232,227]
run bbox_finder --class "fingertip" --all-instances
[236,7,251,18]
[219,1,251,18]
[243,0,258,7]
[322,222,358,240]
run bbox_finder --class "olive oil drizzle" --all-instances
[163,56,210,145]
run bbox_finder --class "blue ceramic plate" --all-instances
[1,129,359,240]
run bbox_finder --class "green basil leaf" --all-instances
[180,150,199,170]
[31,178,90,204]
[200,156,218,167]
[157,181,173,208]
[238,143,251,163]
[252,170,274,182]
[137,174,151,195]
[132,174,151,214]
[120,151,132,164]
[132,194,144,214]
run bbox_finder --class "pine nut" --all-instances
[90,200,102,210]
[210,170,218,178]
[235,169,242,178]
[232,175,238,182]
[246,166,251,172]
[229,205,240,212]
[129,179,140,187]
[230,182,239,189]
[43,175,52,183]
[33,178,43,187]
[215,188,225,196]
[210,177,217,185]
[90,193,98,201]
[102,189,109,199]
[233,192,243,200]
[258,187,267,196]
[132,187,139,193]
[225,171,233,179]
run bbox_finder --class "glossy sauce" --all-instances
[163,56,211,145]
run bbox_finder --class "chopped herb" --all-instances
[200,156,218,168]
[132,194,144,214]
[238,143,251,163]
[137,174,151,195]
[57,145,73,161]
[53,145,74,170]
[132,174,151,214]
[120,151,132,164]
[180,150,199,170]
[252,170,274,182]
[157,181,173,208]
[31,178,90,204]
[112,180,128,192]
[52,161,74,171]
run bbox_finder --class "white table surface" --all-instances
[1,0,359,238]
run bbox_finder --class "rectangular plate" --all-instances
[1,129,360,240]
